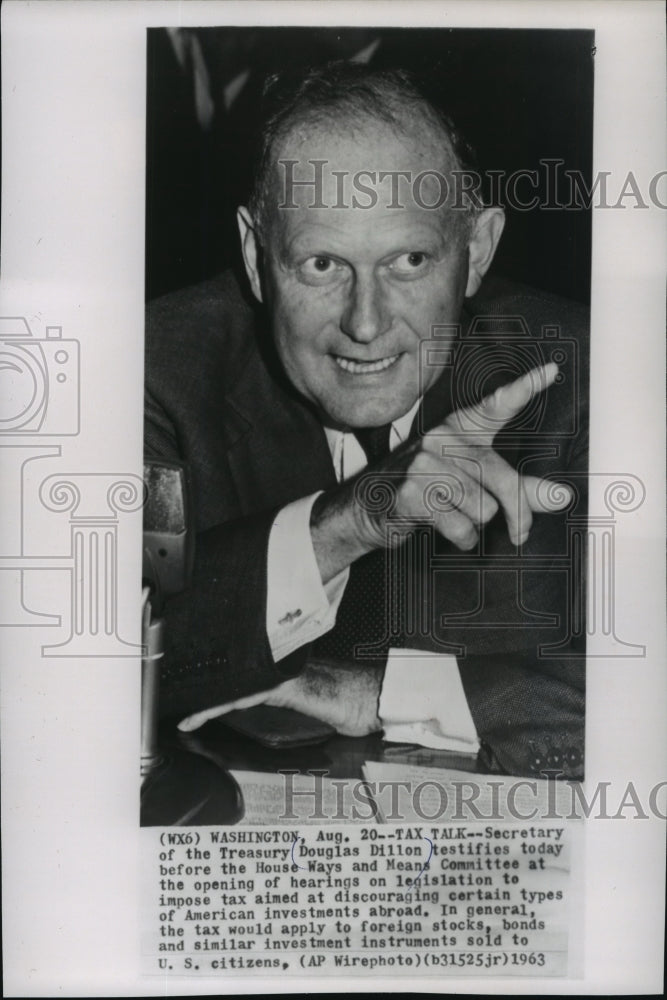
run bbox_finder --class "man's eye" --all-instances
[392,251,429,273]
[298,256,344,283]
[303,256,335,274]
[395,250,427,271]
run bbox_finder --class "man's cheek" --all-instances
[391,270,454,309]
[391,288,456,337]
[275,284,338,341]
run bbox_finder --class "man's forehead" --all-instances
[274,117,454,181]
[267,118,463,227]
[279,111,452,164]
[276,208,458,260]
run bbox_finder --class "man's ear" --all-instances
[465,206,505,298]
[237,206,263,303]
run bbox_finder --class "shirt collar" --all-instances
[392,397,422,443]
[323,396,422,460]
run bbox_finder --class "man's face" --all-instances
[248,121,476,428]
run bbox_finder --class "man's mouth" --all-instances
[333,353,401,375]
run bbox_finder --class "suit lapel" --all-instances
[223,340,336,515]
[410,304,521,468]
[411,308,467,438]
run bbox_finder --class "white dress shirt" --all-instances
[266,403,479,751]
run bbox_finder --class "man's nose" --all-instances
[339,273,390,343]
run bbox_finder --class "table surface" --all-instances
[141,716,493,826]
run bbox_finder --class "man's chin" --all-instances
[318,395,417,430]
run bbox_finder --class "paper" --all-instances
[362,761,579,824]
[381,648,480,754]
[229,769,377,825]
[382,720,480,754]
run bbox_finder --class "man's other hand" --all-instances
[177,659,383,736]
[311,363,573,582]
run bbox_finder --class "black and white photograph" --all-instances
[0,1,664,995]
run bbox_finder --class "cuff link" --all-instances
[278,608,303,626]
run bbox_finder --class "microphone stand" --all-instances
[139,592,243,826]
[140,592,164,778]
[139,461,243,826]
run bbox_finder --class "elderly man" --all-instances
[145,62,587,778]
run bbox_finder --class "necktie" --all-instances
[314,423,399,663]
[353,424,392,465]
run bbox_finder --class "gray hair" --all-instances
[247,61,483,239]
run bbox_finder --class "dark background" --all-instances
[146,27,594,304]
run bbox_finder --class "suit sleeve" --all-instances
[460,648,585,780]
[459,415,588,780]
[449,286,589,780]
[144,369,308,721]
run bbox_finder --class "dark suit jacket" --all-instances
[145,270,588,778]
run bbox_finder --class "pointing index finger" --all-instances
[445,362,559,444]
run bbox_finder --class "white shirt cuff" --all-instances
[266,492,349,661]
[379,648,480,752]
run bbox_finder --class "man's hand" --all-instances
[311,363,572,583]
[178,659,384,736]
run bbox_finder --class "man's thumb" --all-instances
[522,475,573,512]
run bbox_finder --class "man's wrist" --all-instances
[310,484,378,583]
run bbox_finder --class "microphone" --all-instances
[142,460,194,615]
[140,459,243,825]
[141,460,193,777]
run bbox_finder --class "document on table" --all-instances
[361,760,580,823]
[228,761,580,825]
[229,768,378,825]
